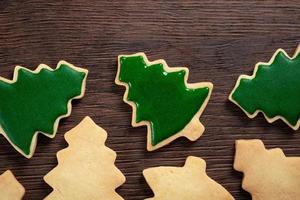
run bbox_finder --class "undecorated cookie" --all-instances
[0,170,25,200]
[143,156,234,200]
[44,116,125,200]
[115,53,213,151]
[0,61,88,158]
[229,45,300,129]
[234,139,300,200]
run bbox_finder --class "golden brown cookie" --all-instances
[143,156,234,200]
[234,139,300,200]
[0,170,25,200]
[44,116,125,200]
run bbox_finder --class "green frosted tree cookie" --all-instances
[0,61,88,158]
[115,53,213,151]
[229,45,300,129]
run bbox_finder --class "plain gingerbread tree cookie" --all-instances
[115,53,213,151]
[0,170,25,200]
[143,156,234,200]
[234,139,300,200]
[44,116,125,200]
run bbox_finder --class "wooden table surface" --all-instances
[0,1,299,199]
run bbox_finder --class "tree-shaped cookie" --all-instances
[0,61,87,158]
[115,53,213,151]
[143,156,234,200]
[0,170,25,200]
[44,116,125,200]
[229,45,300,129]
[234,139,300,200]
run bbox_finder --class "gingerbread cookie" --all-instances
[115,53,213,151]
[44,116,125,200]
[229,45,300,129]
[0,61,87,158]
[0,170,25,200]
[143,156,234,200]
[234,139,300,200]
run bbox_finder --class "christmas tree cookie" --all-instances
[234,139,300,200]
[143,156,234,200]
[0,170,25,200]
[115,53,213,151]
[229,45,300,129]
[0,61,87,158]
[44,116,125,200]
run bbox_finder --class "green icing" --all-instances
[0,63,86,156]
[231,50,300,126]
[118,55,210,145]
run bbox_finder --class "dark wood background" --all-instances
[0,1,299,199]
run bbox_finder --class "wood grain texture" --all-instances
[0,1,299,199]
